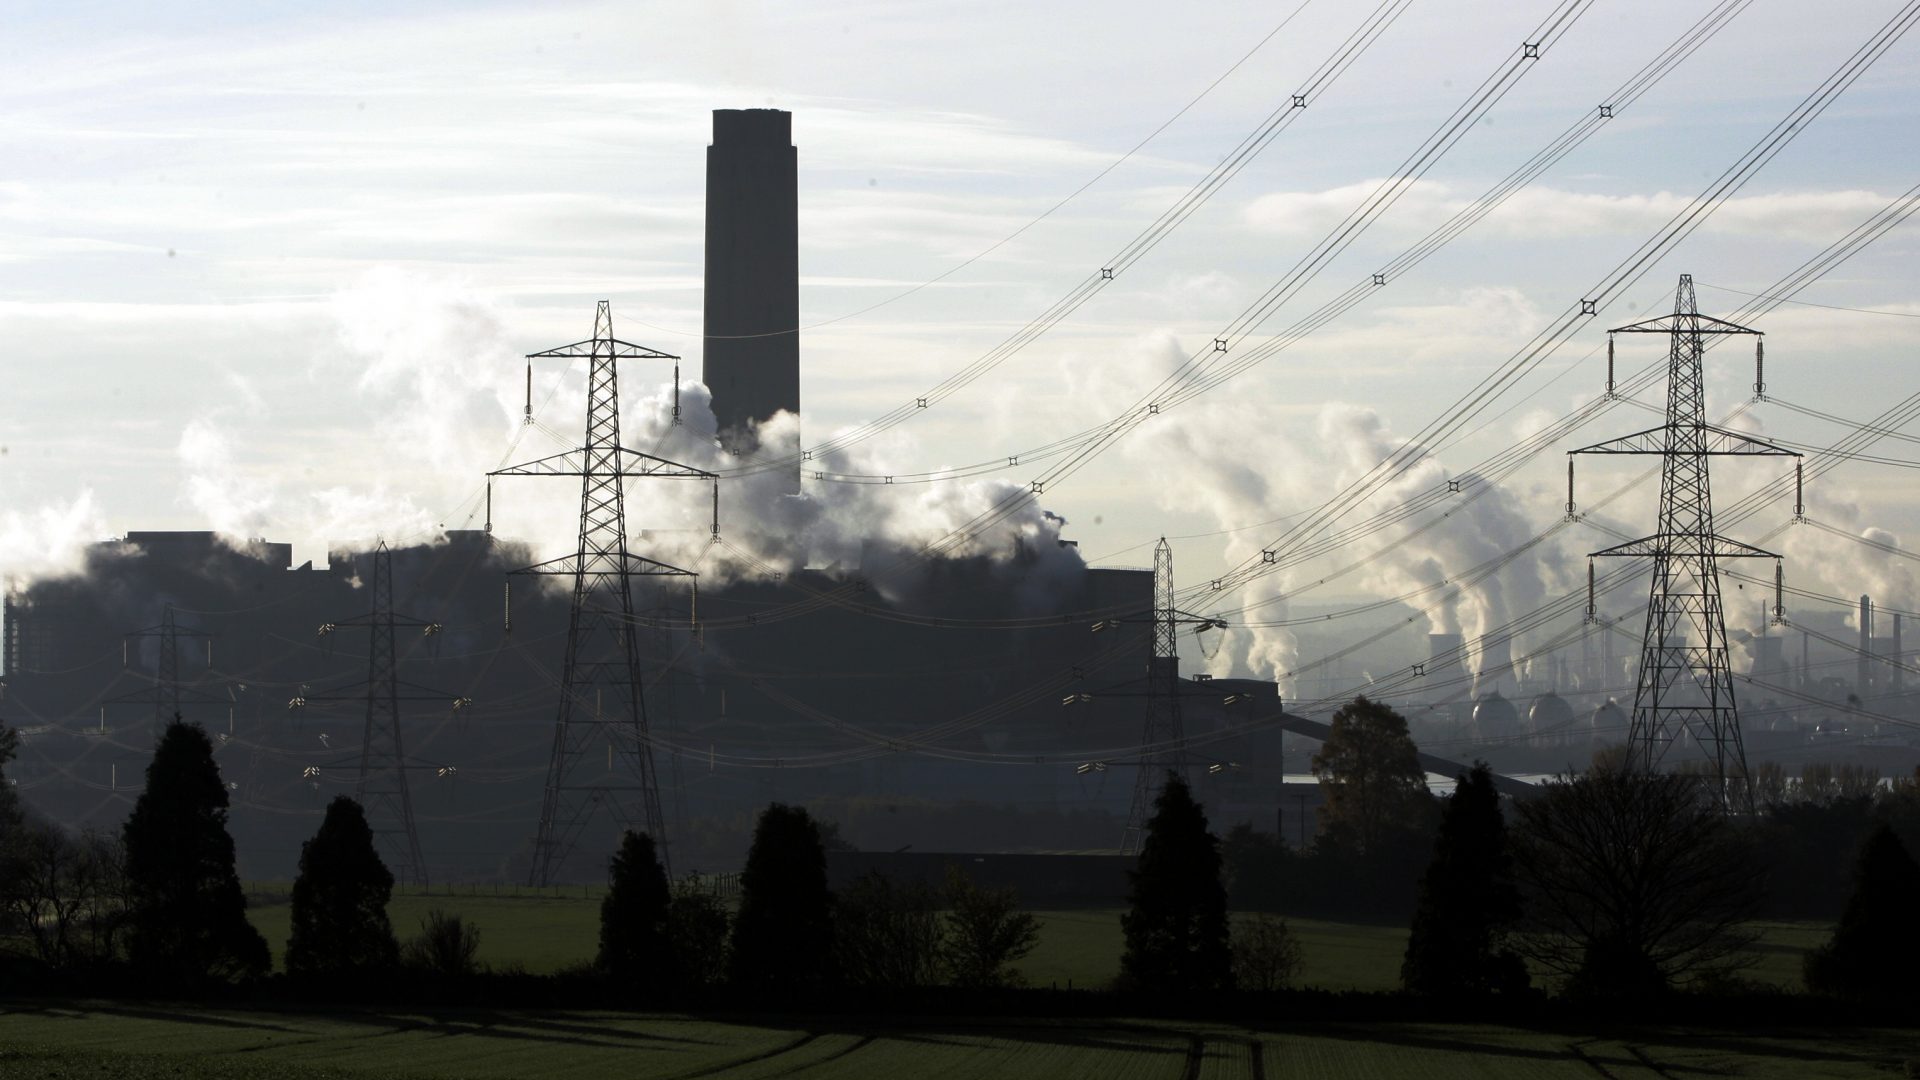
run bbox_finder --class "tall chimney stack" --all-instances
[704,108,800,480]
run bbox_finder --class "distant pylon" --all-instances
[1569,274,1799,808]
[489,301,718,885]
[300,542,459,886]
[111,604,219,734]
[1113,538,1223,853]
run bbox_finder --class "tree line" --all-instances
[3,708,1916,1008]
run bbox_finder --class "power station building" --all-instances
[0,108,1297,881]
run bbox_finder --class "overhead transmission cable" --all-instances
[791,0,1653,487]
[1195,1,1920,614]
[711,0,1420,475]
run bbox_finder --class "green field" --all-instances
[0,1003,1910,1078]
[245,886,1833,993]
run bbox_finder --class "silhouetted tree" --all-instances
[1121,773,1232,992]
[1220,824,1290,911]
[1511,767,1760,998]
[728,803,833,992]
[122,719,269,984]
[1804,824,1920,999]
[1231,913,1303,991]
[667,886,731,989]
[597,830,672,983]
[1402,763,1527,996]
[7,825,129,968]
[0,724,34,949]
[401,909,482,976]
[1312,696,1432,855]
[942,867,1040,990]
[285,797,397,977]
[835,871,944,989]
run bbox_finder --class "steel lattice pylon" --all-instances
[354,546,427,885]
[1570,274,1798,808]
[110,604,219,735]
[1115,538,1222,854]
[299,542,460,886]
[489,301,717,885]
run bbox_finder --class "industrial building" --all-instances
[0,109,1292,881]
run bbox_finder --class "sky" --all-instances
[2,0,1917,684]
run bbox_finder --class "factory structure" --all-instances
[2,109,1915,882]
[0,110,1286,882]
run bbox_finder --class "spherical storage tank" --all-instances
[1527,692,1575,744]
[1472,691,1520,742]
[1591,698,1626,736]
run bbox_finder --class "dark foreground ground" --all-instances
[0,1002,1913,1078]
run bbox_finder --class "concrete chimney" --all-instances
[704,108,800,480]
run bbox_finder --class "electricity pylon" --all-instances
[489,301,717,885]
[1569,274,1799,808]
[300,542,461,886]
[1093,538,1226,853]
[111,604,220,734]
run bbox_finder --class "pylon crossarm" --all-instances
[299,690,466,704]
[490,446,717,480]
[321,613,438,630]
[510,551,698,577]
[1607,312,1762,336]
[310,752,453,772]
[1590,533,1780,560]
[527,338,678,361]
[1098,609,1226,629]
[104,686,227,706]
[1570,423,1802,457]
[127,624,210,638]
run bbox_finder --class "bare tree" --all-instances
[4,823,129,969]
[833,871,945,989]
[1510,767,1762,997]
[943,867,1040,990]
[1230,913,1303,991]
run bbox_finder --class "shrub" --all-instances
[1230,914,1303,991]
[401,909,482,977]
[943,868,1039,990]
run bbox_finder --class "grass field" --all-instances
[244,886,1834,993]
[0,1002,1911,1078]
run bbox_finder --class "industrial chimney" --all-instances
[703,108,800,479]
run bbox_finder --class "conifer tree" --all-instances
[122,719,269,984]
[1401,763,1527,996]
[1804,823,1920,998]
[728,804,833,991]
[597,830,672,983]
[285,796,398,977]
[1121,773,1232,991]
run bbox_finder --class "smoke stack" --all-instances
[1475,632,1512,698]
[1860,594,1873,697]
[1895,613,1904,694]
[704,108,800,482]
[1426,633,1465,688]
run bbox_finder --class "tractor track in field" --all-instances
[673,1031,819,1079]
[1568,1040,1622,1080]
[1625,1043,1676,1078]
[778,1033,879,1076]
[1182,1034,1204,1080]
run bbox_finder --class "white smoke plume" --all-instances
[201,268,1091,596]
[1124,326,1565,694]
[1314,404,1562,682]
[1778,482,1918,627]
[0,489,108,586]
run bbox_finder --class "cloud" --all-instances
[1243,180,1912,245]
